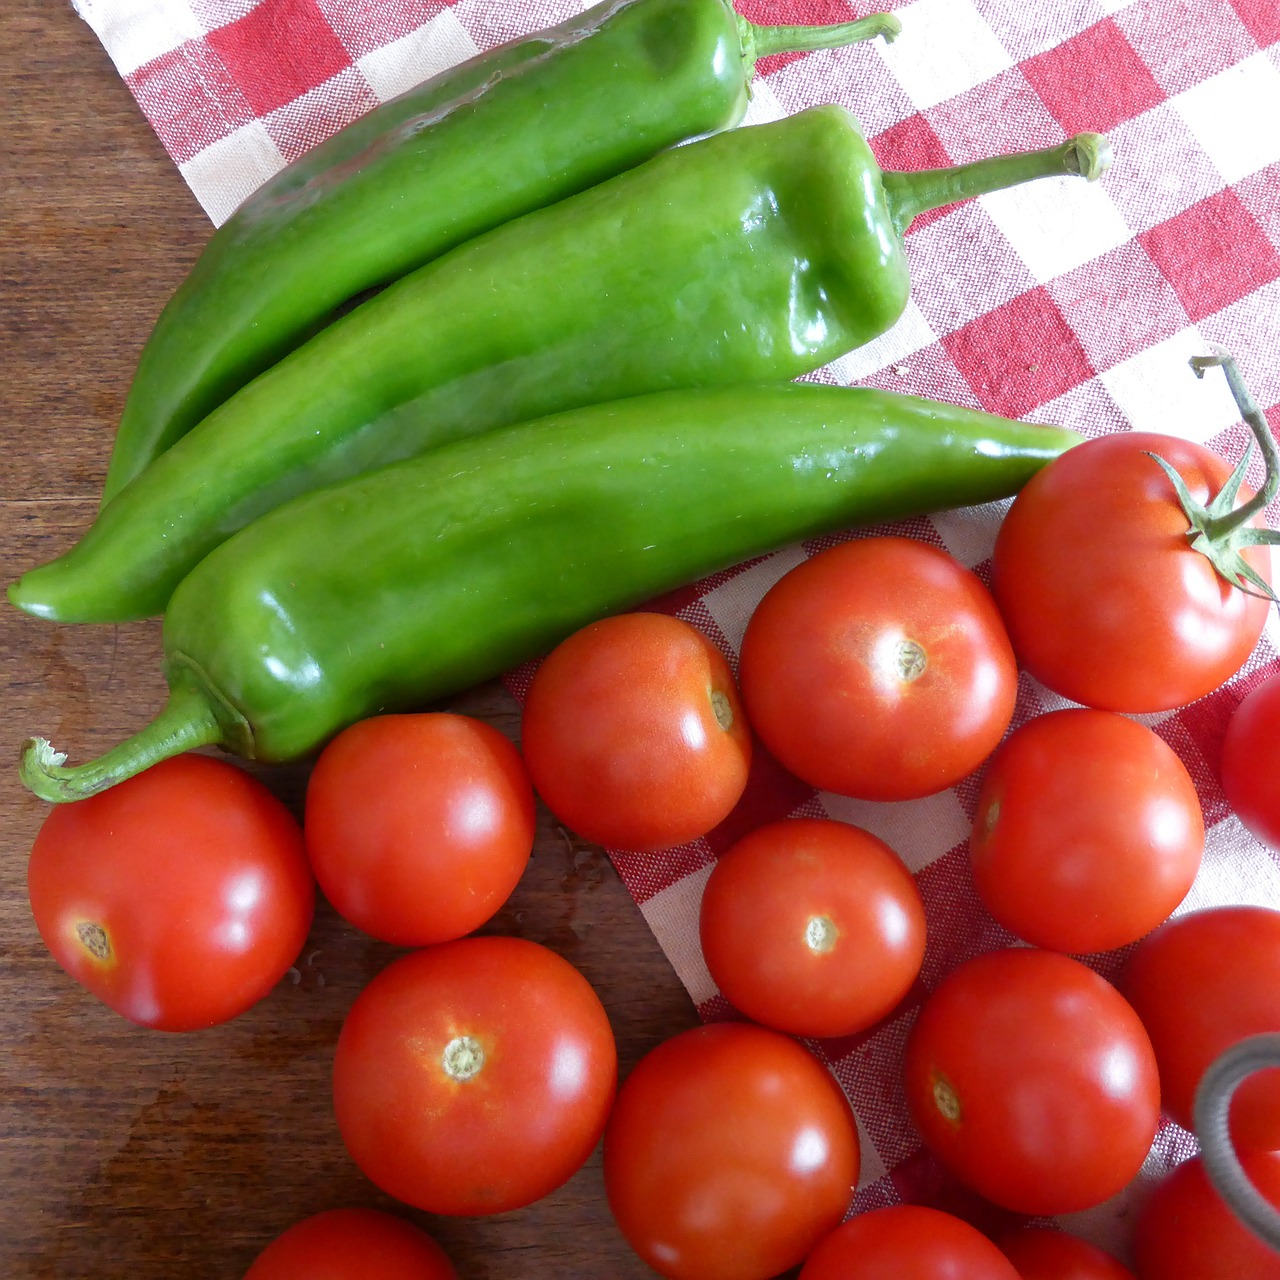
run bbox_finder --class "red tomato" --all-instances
[799,1205,1020,1279]
[739,535,1017,801]
[1122,905,1280,1150]
[521,612,751,851]
[903,949,1159,1215]
[603,1022,859,1280]
[1133,1152,1280,1280]
[332,936,616,1216]
[969,709,1203,953]
[1222,671,1280,850]
[304,713,535,946]
[27,754,314,1031]
[698,818,926,1038]
[243,1208,456,1279]
[997,1227,1135,1279]
[991,432,1272,713]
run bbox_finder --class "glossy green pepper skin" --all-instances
[20,382,1082,802]
[100,0,900,503]
[10,111,1108,625]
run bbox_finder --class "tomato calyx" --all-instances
[1147,354,1280,602]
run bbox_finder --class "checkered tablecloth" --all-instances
[73,0,1280,1259]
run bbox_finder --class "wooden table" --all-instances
[0,3,700,1274]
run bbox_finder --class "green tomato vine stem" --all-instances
[1191,353,1279,537]
[1145,354,1280,603]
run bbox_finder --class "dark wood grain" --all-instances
[0,4,699,1275]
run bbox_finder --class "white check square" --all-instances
[82,0,207,77]
[178,119,286,225]
[700,545,810,652]
[819,788,971,873]
[981,168,1132,282]
[638,865,717,1007]
[879,0,1015,112]
[1099,328,1245,442]
[1173,51,1280,184]
[825,299,939,385]
[357,8,480,104]
[1097,100,1227,235]
[930,499,1008,569]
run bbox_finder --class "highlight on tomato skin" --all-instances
[242,1208,457,1279]
[798,1205,1021,1279]
[25,753,315,1032]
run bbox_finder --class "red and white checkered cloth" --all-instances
[75,0,1280,1258]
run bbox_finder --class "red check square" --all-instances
[127,42,255,165]
[207,0,354,117]
[943,288,1097,419]
[1139,187,1280,321]
[1162,694,1235,828]
[1021,17,1166,135]
[888,1147,1023,1236]
[1231,0,1280,46]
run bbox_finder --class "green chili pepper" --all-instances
[19,381,1082,802]
[10,106,1109,625]
[99,0,901,504]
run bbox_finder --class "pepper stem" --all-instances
[19,680,225,804]
[1145,354,1280,602]
[741,12,901,65]
[880,133,1112,236]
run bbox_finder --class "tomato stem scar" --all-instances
[442,1035,485,1082]
[933,1074,962,1125]
[896,640,928,682]
[806,915,839,953]
[709,689,734,732]
[75,921,111,962]
[982,798,1001,837]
